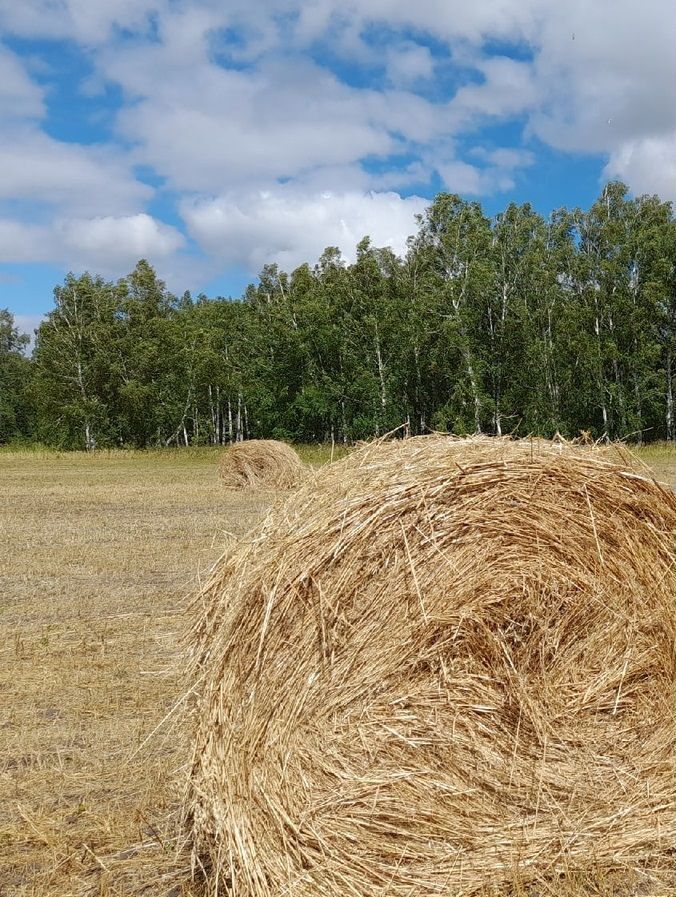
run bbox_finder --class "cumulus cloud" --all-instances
[605,133,676,202]
[528,0,676,155]
[95,13,542,199]
[57,214,185,268]
[436,145,534,195]
[0,213,184,275]
[107,48,440,193]
[0,0,167,44]
[385,43,434,86]
[290,0,542,46]
[182,189,429,271]
[0,44,45,119]
[448,57,539,128]
[434,160,480,195]
[0,129,151,216]
[0,219,48,264]
[0,0,542,51]
[0,0,675,295]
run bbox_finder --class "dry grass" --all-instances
[0,448,272,896]
[1,439,676,897]
[188,436,676,897]
[632,442,676,489]
[218,440,307,491]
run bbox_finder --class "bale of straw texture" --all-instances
[218,439,306,490]
[189,435,676,895]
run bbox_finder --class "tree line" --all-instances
[2,181,676,449]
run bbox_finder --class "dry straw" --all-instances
[189,435,676,895]
[218,439,307,490]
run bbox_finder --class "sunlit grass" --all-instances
[633,441,676,487]
[0,441,353,467]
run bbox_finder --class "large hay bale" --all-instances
[189,435,676,895]
[218,439,306,490]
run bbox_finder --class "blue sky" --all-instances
[1,0,675,337]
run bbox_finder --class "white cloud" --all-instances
[0,0,167,44]
[437,145,534,195]
[0,0,675,292]
[0,44,45,119]
[290,0,542,46]
[90,11,539,205]
[57,213,185,267]
[106,46,441,193]
[448,57,539,128]
[477,148,534,169]
[0,213,184,275]
[529,0,676,155]
[385,43,434,86]
[0,219,48,263]
[0,129,151,216]
[13,313,44,349]
[13,313,43,332]
[435,160,481,195]
[604,133,676,203]
[182,188,429,271]
[0,0,544,49]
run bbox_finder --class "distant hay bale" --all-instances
[189,435,676,895]
[218,439,306,490]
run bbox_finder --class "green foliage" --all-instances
[0,308,32,442]
[14,183,676,447]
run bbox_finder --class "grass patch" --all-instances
[634,441,676,487]
[0,449,271,895]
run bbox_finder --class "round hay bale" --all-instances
[189,435,676,895]
[218,439,306,490]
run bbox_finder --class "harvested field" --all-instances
[0,448,275,896]
[0,441,675,897]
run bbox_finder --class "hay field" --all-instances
[0,447,280,896]
[0,442,674,896]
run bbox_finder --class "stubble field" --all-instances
[0,447,281,896]
[1,443,675,896]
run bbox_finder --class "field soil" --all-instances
[1,443,674,896]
